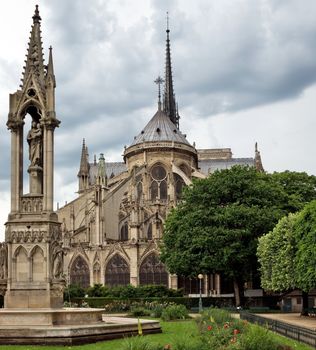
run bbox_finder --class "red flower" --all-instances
[207,325,212,331]
[233,329,240,335]
[224,323,229,329]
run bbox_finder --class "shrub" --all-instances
[130,307,150,317]
[86,283,109,297]
[161,304,189,321]
[63,284,85,301]
[195,308,248,349]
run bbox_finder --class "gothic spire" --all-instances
[163,13,179,128]
[21,4,46,89]
[78,139,90,176]
[46,46,56,87]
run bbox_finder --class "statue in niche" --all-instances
[52,243,66,280]
[27,121,42,167]
[0,243,8,280]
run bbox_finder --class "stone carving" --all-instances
[20,196,43,213]
[51,243,66,280]
[27,121,42,167]
[50,225,62,242]
[9,230,45,243]
[0,243,8,280]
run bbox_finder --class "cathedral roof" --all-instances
[198,158,255,174]
[130,108,190,147]
[89,162,127,181]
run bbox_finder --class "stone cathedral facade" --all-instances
[5,7,263,297]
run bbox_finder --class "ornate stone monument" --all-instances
[4,5,64,309]
[0,5,160,344]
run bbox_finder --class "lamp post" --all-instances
[198,273,204,313]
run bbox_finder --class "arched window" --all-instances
[31,246,44,282]
[15,246,28,282]
[120,222,128,241]
[139,253,168,286]
[105,254,130,287]
[174,173,186,200]
[70,256,90,288]
[150,164,168,201]
[147,223,153,240]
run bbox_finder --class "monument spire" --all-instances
[21,4,46,90]
[163,12,179,128]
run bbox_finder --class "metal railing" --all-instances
[240,311,316,348]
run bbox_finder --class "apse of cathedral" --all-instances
[40,11,264,294]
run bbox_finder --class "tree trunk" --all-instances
[301,290,309,316]
[233,278,241,307]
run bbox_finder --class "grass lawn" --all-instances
[0,319,313,350]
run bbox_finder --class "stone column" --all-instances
[129,246,138,286]
[10,129,18,213]
[46,127,54,211]
[215,274,221,295]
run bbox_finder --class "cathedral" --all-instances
[7,6,263,297]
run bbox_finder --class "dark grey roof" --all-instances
[89,162,127,183]
[199,158,255,175]
[130,108,190,147]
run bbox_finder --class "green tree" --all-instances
[257,213,298,292]
[294,200,316,293]
[161,166,287,306]
[258,201,316,314]
[271,171,316,212]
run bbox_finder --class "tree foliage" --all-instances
[161,166,288,304]
[257,213,298,291]
[258,200,316,293]
[294,200,316,292]
[161,166,316,306]
[271,171,316,212]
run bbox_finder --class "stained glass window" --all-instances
[139,253,168,286]
[70,256,90,288]
[105,254,130,287]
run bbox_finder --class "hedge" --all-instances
[72,296,235,309]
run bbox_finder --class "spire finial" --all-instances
[154,76,164,110]
[33,4,41,23]
[166,11,170,33]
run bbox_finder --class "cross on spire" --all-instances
[154,76,164,110]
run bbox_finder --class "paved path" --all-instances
[257,313,316,331]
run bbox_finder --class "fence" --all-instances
[240,311,316,348]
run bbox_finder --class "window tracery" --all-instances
[149,164,168,201]
[139,253,168,286]
[69,256,90,288]
[105,254,130,287]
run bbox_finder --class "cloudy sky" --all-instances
[0,0,316,239]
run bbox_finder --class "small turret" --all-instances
[78,139,90,193]
[255,142,264,172]
[96,153,107,186]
